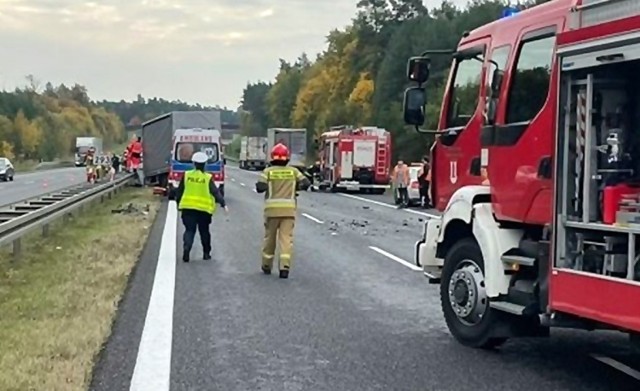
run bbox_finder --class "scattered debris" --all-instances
[111,203,150,216]
[362,206,370,210]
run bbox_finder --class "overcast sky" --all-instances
[0,0,469,109]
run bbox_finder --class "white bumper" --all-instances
[337,180,389,190]
[415,216,444,281]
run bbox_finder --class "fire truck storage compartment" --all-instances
[555,50,640,283]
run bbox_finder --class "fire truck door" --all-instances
[327,140,336,183]
[340,139,353,179]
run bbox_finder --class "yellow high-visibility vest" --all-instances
[178,170,215,214]
[258,166,305,217]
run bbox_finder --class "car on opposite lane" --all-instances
[0,157,15,181]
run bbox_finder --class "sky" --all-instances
[0,0,470,109]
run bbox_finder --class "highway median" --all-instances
[0,187,160,390]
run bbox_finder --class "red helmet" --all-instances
[271,143,290,161]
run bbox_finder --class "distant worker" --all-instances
[85,147,97,184]
[417,156,431,209]
[256,143,310,279]
[127,136,143,174]
[111,153,120,174]
[176,152,228,262]
[392,159,410,208]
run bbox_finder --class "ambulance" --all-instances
[168,128,225,199]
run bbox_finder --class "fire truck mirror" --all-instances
[403,87,426,126]
[407,57,430,84]
[490,69,504,96]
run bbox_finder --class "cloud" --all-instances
[0,0,470,107]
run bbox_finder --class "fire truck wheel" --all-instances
[440,237,507,349]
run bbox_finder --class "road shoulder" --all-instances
[89,200,168,391]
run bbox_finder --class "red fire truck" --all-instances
[403,0,640,349]
[316,125,391,193]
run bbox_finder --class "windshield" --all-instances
[0,158,6,168]
[174,142,219,163]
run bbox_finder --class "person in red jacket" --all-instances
[128,136,143,170]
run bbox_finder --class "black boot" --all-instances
[182,253,189,262]
[261,265,271,275]
[203,253,211,260]
[279,269,289,279]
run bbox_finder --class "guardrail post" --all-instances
[42,223,49,237]
[12,239,21,258]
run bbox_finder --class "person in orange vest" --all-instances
[392,159,410,208]
[128,136,143,170]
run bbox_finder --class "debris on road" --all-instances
[111,203,150,216]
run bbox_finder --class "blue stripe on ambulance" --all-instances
[171,161,223,173]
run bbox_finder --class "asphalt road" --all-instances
[91,165,640,391]
[0,167,86,207]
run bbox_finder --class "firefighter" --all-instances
[176,151,228,262]
[256,143,310,279]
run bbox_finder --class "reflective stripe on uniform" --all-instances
[264,198,296,209]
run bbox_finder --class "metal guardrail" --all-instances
[0,173,134,257]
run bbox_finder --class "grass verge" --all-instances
[14,159,75,173]
[0,187,161,391]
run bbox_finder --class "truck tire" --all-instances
[440,238,508,349]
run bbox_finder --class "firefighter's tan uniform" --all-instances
[258,165,307,273]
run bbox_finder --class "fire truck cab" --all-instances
[317,125,391,193]
[403,0,640,349]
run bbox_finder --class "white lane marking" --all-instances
[240,183,246,187]
[130,204,177,391]
[369,246,421,271]
[302,213,324,224]
[338,193,439,218]
[590,354,640,380]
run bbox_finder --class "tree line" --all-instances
[99,95,239,130]
[0,77,240,161]
[0,78,125,161]
[239,0,549,162]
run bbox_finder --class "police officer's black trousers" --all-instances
[181,209,212,256]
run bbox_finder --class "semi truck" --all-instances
[140,111,222,187]
[402,0,640,349]
[316,125,391,193]
[239,136,267,170]
[266,128,307,169]
[74,137,102,167]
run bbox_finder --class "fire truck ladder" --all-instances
[376,142,387,176]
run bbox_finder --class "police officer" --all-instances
[176,151,228,262]
[256,143,310,278]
